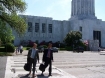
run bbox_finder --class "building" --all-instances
[14,0,105,50]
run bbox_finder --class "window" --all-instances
[42,23,46,33]
[93,31,101,40]
[48,24,52,33]
[28,22,32,32]
[35,23,39,32]
[80,27,82,32]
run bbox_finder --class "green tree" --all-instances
[0,39,1,46]
[0,0,27,35]
[64,31,82,47]
[0,19,15,43]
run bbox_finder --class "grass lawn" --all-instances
[23,47,30,50]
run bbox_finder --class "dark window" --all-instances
[42,23,46,33]
[28,22,32,32]
[48,24,52,33]
[93,31,101,46]
[35,23,39,32]
[80,27,82,32]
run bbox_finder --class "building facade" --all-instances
[13,0,105,49]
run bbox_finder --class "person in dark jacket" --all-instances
[42,43,54,76]
[27,43,39,78]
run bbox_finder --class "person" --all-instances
[15,46,20,54]
[27,43,39,78]
[41,43,54,76]
[19,45,23,54]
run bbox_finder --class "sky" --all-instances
[21,0,105,21]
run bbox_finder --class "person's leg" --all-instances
[41,59,49,75]
[16,49,17,55]
[29,58,32,75]
[32,60,36,77]
[49,60,52,76]
[20,49,22,54]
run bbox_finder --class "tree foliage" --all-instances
[0,19,15,43]
[0,0,27,35]
[64,31,82,47]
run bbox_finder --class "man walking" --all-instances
[42,43,54,76]
[20,45,23,54]
[27,43,39,78]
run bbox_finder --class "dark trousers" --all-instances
[20,49,23,53]
[44,57,52,74]
[29,58,37,75]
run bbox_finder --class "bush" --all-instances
[60,43,66,48]
[4,43,15,52]
[78,41,87,50]
[43,45,47,48]
[59,48,66,51]
[65,46,73,51]
[0,47,5,52]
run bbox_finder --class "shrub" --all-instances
[59,48,66,51]
[78,41,87,50]
[65,46,73,51]
[41,45,47,48]
[4,43,15,52]
[60,43,66,48]
[0,47,5,52]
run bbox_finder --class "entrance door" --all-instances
[93,31,101,47]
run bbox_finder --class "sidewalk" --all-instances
[5,50,77,78]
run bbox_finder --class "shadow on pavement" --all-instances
[37,74,49,78]
[100,54,105,55]
[19,74,30,78]
[18,74,49,78]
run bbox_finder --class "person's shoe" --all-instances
[41,73,44,76]
[48,74,52,76]
[32,74,36,78]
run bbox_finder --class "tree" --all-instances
[0,0,27,35]
[64,31,82,47]
[0,19,15,43]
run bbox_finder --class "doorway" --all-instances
[93,31,101,47]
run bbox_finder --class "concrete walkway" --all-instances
[4,50,77,78]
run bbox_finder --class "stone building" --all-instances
[13,0,105,50]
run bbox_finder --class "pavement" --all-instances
[2,50,105,78]
[0,57,7,78]
[4,50,77,78]
[53,51,105,78]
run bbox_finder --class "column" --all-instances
[81,0,83,14]
[80,0,82,15]
[87,0,90,15]
[90,0,93,14]
[72,0,75,16]
[83,0,85,15]
[84,0,86,15]
[75,0,78,15]
[79,0,81,15]
[71,0,74,16]
[92,0,95,15]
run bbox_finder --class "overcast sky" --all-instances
[21,0,105,21]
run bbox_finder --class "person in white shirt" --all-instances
[27,43,39,78]
[20,45,23,54]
